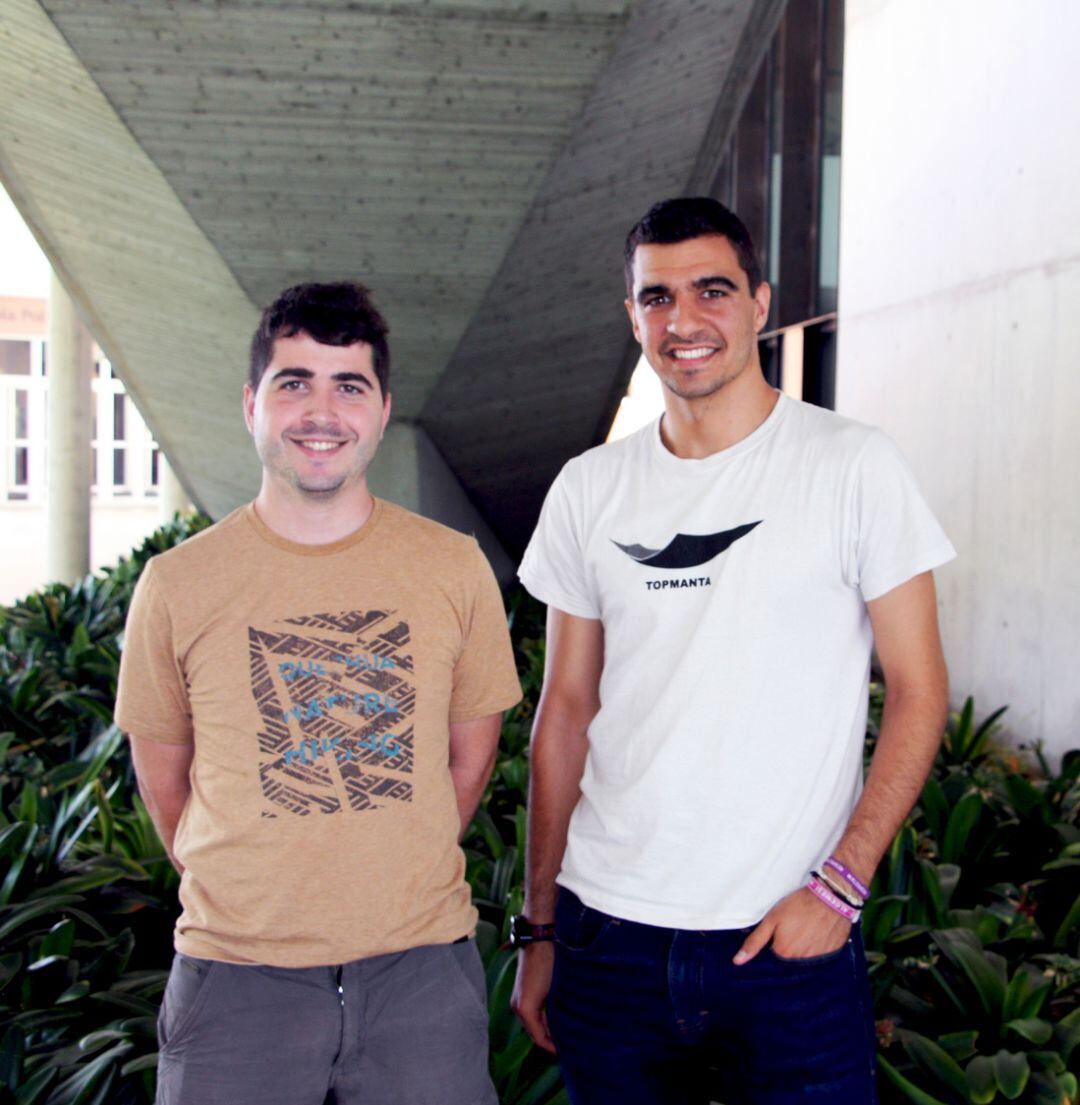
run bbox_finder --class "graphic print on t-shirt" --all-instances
[247,609,415,817]
[612,521,761,569]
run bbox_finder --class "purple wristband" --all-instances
[811,870,864,910]
[824,856,870,901]
[807,877,861,923]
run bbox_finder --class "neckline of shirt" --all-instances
[241,497,386,556]
[647,390,790,471]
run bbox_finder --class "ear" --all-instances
[379,391,392,439]
[242,383,256,434]
[624,297,643,345]
[752,282,772,334]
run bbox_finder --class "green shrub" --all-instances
[1,527,1076,1105]
[0,516,208,1104]
[868,698,1080,1105]
[463,590,568,1105]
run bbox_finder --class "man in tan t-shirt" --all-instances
[116,281,521,1105]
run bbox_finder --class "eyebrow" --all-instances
[694,275,739,292]
[270,367,374,388]
[636,283,670,304]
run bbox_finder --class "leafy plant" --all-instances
[868,698,1080,1105]
[0,516,207,1104]
[1,523,1076,1105]
[463,591,567,1105]
[0,726,176,1104]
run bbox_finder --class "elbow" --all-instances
[883,661,950,741]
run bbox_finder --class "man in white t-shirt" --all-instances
[510,197,955,1103]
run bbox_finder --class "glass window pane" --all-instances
[0,341,31,375]
[15,446,29,485]
[767,34,784,288]
[818,0,844,311]
[113,448,125,486]
[113,394,126,441]
[15,390,29,439]
[151,447,160,486]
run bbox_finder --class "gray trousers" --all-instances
[155,939,497,1105]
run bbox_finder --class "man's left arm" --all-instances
[736,570,949,963]
[448,712,504,839]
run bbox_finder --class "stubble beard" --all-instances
[658,350,742,403]
[292,472,348,498]
[663,372,733,402]
[257,433,374,502]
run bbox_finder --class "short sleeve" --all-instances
[518,461,600,618]
[448,542,523,723]
[851,430,957,601]
[115,561,194,744]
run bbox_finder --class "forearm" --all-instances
[129,735,193,875]
[137,778,190,874]
[513,718,583,1055]
[523,709,590,921]
[522,608,602,921]
[736,674,948,964]
[448,712,503,839]
[833,675,948,885]
[449,753,498,838]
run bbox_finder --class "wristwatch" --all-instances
[509,914,556,948]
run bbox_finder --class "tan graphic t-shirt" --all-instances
[115,500,522,967]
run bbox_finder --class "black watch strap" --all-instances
[509,914,556,947]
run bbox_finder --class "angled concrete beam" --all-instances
[1,1,507,557]
[422,0,788,553]
[0,0,261,518]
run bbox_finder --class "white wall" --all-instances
[837,1,1080,759]
[1,502,166,606]
[0,183,50,298]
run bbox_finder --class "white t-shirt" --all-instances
[519,394,955,929]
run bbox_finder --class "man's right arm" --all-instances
[511,607,603,1053]
[129,735,194,875]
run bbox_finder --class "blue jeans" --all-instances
[547,890,878,1104]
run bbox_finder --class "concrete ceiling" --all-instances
[1,0,784,554]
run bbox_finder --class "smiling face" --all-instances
[242,331,391,501]
[625,234,771,402]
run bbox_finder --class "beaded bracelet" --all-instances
[807,877,861,923]
[811,869,864,910]
[824,855,870,901]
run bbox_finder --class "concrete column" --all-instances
[159,455,191,522]
[366,423,513,583]
[46,272,93,584]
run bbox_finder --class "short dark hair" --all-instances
[624,197,763,294]
[249,281,390,395]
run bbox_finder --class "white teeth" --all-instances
[298,440,341,452]
[670,347,714,360]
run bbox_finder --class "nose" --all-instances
[302,382,339,425]
[666,296,707,338]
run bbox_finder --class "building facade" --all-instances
[1,289,174,604]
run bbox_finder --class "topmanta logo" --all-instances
[612,521,761,569]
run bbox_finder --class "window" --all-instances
[6,386,31,500]
[1,341,31,376]
[712,0,845,404]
